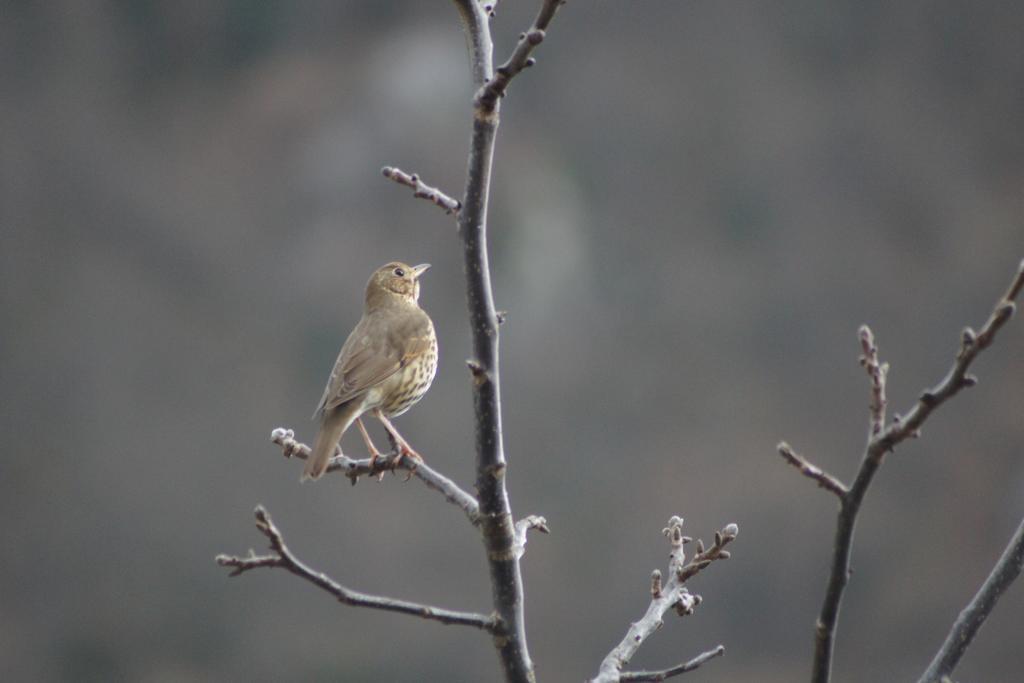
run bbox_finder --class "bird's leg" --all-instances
[373,409,424,475]
[356,418,388,480]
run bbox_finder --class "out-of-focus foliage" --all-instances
[2,2,1022,681]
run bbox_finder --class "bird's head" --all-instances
[366,261,431,307]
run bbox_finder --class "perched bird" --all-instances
[303,261,438,481]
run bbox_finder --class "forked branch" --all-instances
[451,1,565,680]
[781,258,1024,683]
[590,517,735,683]
[224,3,571,680]
[870,259,1024,457]
[475,0,565,113]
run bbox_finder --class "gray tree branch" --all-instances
[216,506,498,632]
[449,2,564,681]
[590,517,735,683]
[381,166,462,215]
[221,3,566,679]
[777,442,847,499]
[270,427,481,526]
[781,258,1024,683]
[918,517,1024,683]
[619,646,726,682]
[475,0,563,112]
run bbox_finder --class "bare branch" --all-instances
[858,325,888,437]
[476,0,565,113]
[794,259,1024,683]
[271,428,480,526]
[449,1,567,680]
[873,258,1024,458]
[619,645,727,682]
[381,166,461,215]
[676,521,739,584]
[918,517,1024,683]
[226,4,571,680]
[777,442,848,499]
[216,506,498,632]
[590,517,735,683]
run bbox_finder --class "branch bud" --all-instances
[651,569,662,598]
[961,327,977,347]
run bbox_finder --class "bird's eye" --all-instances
[393,267,405,277]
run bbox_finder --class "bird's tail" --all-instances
[303,403,358,481]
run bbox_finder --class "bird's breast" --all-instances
[379,340,438,418]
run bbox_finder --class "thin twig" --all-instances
[858,325,888,437]
[918,517,1024,683]
[676,522,740,584]
[619,645,727,682]
[590,517,735,683]
[271,428,480,526]
[792,259,1024,683]
[216,506,499,632]
[381,166,461,215]
[872,258,1024,457]
[476,0,565,113]
[777,442,848,499]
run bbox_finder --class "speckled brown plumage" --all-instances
[303,261,437,481]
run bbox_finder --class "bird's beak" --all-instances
[412,263,431,279]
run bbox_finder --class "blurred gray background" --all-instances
[3,1,1023,681]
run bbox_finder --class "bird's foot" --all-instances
[396,444,423,480]
[367,449,390,482]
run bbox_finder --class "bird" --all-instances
[303,261,438,481]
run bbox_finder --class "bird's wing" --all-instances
[313,310,433,418]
